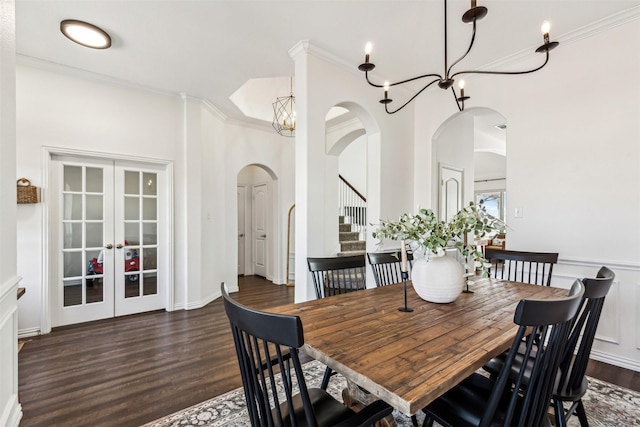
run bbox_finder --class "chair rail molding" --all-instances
[558,257,640,271]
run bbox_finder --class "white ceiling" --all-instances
[15,1,640,123]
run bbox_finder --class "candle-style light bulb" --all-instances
[541,21,551,36]
[364,42,373,63]
[459,79,465,97]
[383,81,390,99]
[471,0,477,8]
[541,21,551,44]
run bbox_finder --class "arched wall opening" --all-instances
[431,107,507,225]
[236,163,280,284]
[323,101,383,288]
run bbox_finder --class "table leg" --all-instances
[342,379,397,427]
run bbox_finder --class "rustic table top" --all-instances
[269,278,566,415]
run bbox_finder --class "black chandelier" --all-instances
[358,0,559,114]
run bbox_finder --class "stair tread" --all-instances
[338,250,366,257]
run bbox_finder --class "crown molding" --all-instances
[180,93,228,122]
[289,7,640,83]
[480,5,640,72]
[17,54,179,98]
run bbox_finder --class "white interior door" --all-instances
[439,164,463,223]
[237,186,246,275]
[51,156,167,326]
[252,183,268,277]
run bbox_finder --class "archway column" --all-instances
[290,40,416,303]
[291,42,327,302]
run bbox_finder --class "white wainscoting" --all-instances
[554,258,640,372]
[637,281,640,351]
[0,276,23,427]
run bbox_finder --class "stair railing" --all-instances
[338,175,367,241]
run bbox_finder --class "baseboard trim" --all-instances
[18,327,41,339]
[1,395,22,427]
[173,284,239,311]
[591,350,640,373]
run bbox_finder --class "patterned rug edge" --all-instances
[141,360,640,427]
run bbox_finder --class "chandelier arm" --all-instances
[364,71,385,88]
[384,78,441,114]
[450,51,550,79]
[366,71,443,88]
[451,87,463,112]
[447,20,478,77]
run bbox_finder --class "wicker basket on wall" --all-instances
[17,178,38,204]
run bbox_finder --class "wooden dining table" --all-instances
[268,278,567,417]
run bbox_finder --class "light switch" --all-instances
[514,207,523,218]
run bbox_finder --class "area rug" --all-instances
[143,360,640,427]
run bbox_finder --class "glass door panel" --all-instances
[61,166,105,308]
[54,158,114,327]
[115,166,163,316]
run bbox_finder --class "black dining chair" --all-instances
[307,255,367,390]
[484,248,559,286]
[221,283,393,427]
[367,250,413,287]
[484,266,615,427]
[421,280,584,427]
[307,255,367,298]
[553,266,615,427]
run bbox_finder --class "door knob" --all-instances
[238,233,245,238]
[260,234,267,238]
[105,244,114,249]
[116,243,124,249]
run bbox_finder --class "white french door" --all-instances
[51,156,167,327]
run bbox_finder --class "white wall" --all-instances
[474,152,506,183]
[338,134,367,197]
[0,0,22,425]
[416,19,640,370]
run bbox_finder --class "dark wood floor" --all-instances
[18,276,640,427]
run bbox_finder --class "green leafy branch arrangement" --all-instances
[372,201,505,276]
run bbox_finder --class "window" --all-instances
[476,191,506,222]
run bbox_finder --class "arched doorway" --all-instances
[237,164,278,280]
[326,106,367,255]
[432,107,507,223]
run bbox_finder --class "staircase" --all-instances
[338,215,366,257]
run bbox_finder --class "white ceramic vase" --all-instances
[411,254,464,303]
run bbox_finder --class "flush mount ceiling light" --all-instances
[358,0,559,114]
[60,19,111,49]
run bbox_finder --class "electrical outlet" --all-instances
[514,207,523,218]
